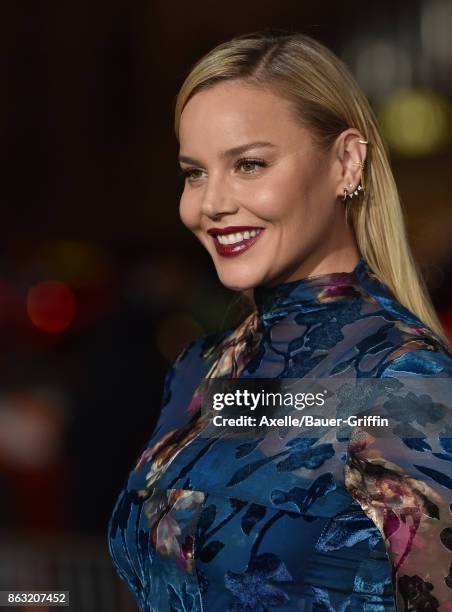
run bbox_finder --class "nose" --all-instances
[200,172,239,220]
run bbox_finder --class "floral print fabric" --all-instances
[108,256,452,611]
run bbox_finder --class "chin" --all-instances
[215,265,266,292]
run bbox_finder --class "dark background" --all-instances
[1,1,451,609]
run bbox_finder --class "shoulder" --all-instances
[369,303,452,376]
[352,264,452,375]
[161,326,234,404]
[380,344,452,378]
[172,326,234,372]
[371,307,452,377]
[370,316,452,378]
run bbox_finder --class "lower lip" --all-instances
[211,230,264,258]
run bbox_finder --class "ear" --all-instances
[332,128,368,198]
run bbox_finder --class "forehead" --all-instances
[178,80,308,152]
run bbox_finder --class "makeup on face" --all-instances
[207,226,265,257]
[178,81,346,290]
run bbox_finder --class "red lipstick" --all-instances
[207,226,264,258]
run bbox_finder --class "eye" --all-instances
[178,167,206,182]
[235,158,267,174]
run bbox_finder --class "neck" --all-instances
[263,245,361,289]
[253,255,368,322]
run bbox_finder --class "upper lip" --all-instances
[207,225,263,236]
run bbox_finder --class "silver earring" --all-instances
[343,183,363,200]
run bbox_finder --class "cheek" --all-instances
[244,174,308,223]
[179,190,200,231]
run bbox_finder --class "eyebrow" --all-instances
[178,141,277,165]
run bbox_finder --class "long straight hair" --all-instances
[174,30,448,345]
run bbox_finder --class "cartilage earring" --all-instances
[352,160,366,190]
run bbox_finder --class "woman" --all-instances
[108,31,452,611]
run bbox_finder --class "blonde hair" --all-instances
[174,30,448,345]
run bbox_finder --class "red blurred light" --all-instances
[27,281,76,333]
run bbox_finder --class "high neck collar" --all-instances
[253,256,370,319]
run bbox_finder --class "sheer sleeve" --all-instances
[344,348,452,611]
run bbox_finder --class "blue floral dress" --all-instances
[108,256,452,611]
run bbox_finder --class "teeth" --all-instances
[217,229,260,245]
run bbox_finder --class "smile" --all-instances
[207,226,264,258]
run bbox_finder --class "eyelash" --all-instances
[178,157,268,182]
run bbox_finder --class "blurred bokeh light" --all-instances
[378,89,450,156]
[27,281,76,333]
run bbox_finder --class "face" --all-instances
[178,80,346,291]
